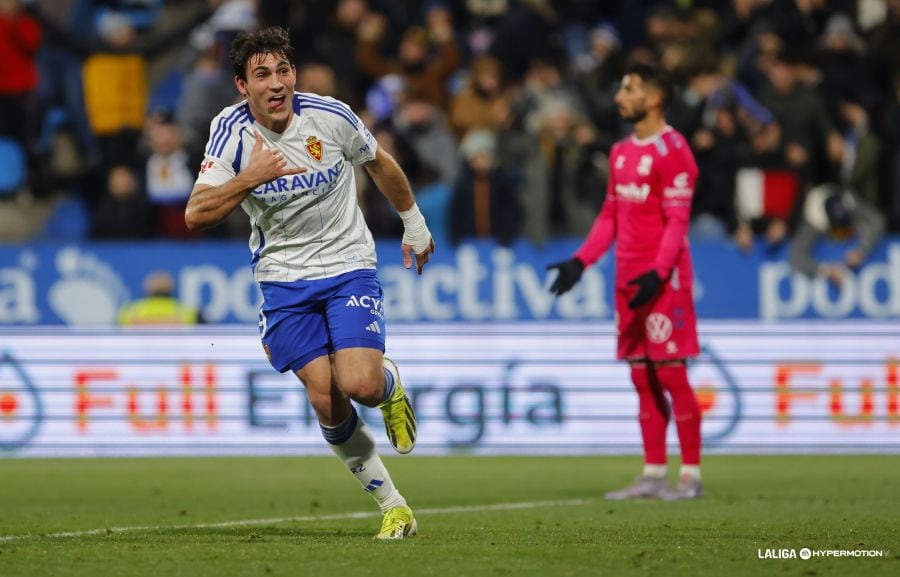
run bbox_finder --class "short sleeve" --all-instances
[194,107,251,188]
[293,93,378,164]
[321,96,377,164]
[343,117,378,164]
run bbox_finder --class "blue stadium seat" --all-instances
[41,196,90,240]
[94,2,163,32]
[40,107,70,144]
[0,138,26,196]
[148,69,184,117]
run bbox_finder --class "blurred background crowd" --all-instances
[1,0,899,258]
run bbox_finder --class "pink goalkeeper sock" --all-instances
[631,364,670,466]
[657,363,702,466]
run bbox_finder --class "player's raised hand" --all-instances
[547,258,585,296]
[245,130,306,186]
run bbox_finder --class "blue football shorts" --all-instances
[258,269,386,373]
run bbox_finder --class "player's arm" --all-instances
[627,141,697,309]
[363,146,435,274]
[574,187,617,267]
[653,147,697,279]
[185,131,305,231]
[548,149,618,296]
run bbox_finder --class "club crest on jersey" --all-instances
[637,154,653,175]
[306,135,323,162]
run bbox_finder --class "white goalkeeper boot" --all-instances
[604,475,668,500]
[661,474,703,500]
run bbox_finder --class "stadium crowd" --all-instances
[1,0,899,263]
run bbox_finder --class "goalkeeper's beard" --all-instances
[620,106,647,123]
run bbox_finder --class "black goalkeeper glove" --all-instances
[547,258,585,296]
[627,269,663,309]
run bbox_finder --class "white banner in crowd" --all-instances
[0,323,898,456]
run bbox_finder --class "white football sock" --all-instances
[322,407,406,513]
[643,464,668,478]
[680,465,701,480]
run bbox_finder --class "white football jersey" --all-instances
[195,92,379,282]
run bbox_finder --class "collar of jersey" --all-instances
[253,112,296,141]
[630,125,673,146]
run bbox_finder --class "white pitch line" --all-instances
[0,498,590,542]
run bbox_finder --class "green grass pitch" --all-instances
[0,456,897,577]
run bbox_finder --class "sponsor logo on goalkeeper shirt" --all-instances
[663,173,692,198]
[615,183,651,202]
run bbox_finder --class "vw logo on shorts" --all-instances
[645,313,673,343]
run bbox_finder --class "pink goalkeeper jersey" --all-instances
[575,126,698,279]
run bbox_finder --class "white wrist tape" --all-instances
[399,203,432,254]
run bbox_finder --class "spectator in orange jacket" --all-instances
[355,3,460,111]
[449,55,507,139]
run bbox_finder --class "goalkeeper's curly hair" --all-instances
[230,26,296,81]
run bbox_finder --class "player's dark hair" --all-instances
[625,63,673,107]
[230,26,295,81]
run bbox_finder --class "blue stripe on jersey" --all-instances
[296,103,358,128]
[213,109,250,157]
[205,114,229,156]
[298,94,355,116]
[251,224,266,271]
[654,135,669,156]
[295,95,357,128]
[207,106,244,156]
[232,128,246,174]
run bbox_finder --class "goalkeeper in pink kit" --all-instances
[548,64,703,500]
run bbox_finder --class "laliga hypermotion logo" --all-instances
[0,352,43,451]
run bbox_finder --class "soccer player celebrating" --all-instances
[548,63,703,500]
[186,27,433,537]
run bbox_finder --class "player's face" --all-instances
[235,52,296,132]
[614,74,650,122]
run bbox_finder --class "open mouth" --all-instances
[268,94,287,111]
